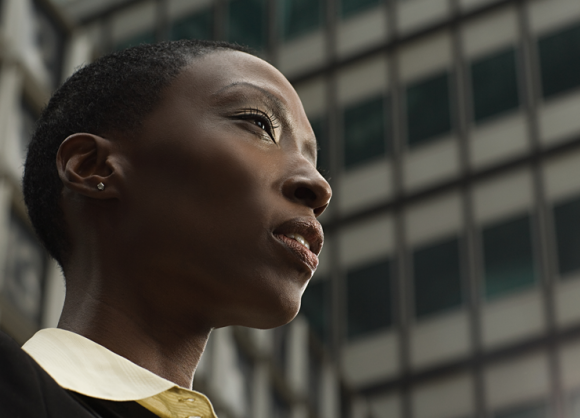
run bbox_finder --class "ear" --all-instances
[56,133,120,199]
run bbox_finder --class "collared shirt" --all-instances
[22,328,218,418]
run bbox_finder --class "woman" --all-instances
[1,40,331,417]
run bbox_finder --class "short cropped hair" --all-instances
[23,39,249,267]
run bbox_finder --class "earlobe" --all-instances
[56,133,119,199]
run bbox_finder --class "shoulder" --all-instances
[0,330,96,418]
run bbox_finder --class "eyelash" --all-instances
[235,108,280,142]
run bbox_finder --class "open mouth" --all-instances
[272,217,324,271]
[282,233,310,250]
[274,233,318,271]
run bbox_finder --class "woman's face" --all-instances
[117,50,332,329]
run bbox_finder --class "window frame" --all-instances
[342,93,390,171]
[411,235,464,320]
[469,46,521,124]
[345,257,393,341]
[481,213,537,300]
[404,71,454,148]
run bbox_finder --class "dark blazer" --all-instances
[0,330,158,418]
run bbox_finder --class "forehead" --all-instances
[164,51,301,112]
[182,50,296,98]
[159,50,317,152]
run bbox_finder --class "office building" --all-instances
[0,1,349,417]
[2,0,580,417]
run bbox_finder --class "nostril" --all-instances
[294,186,317,203]
[282,172,332,217]
[313,204,328,217]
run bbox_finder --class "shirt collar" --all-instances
[22,328,185,401]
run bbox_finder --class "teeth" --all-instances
[285,233,310,250]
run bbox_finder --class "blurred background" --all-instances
[0,0,580,417]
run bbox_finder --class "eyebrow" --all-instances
[211,81,318,163]
[212,81,286,115]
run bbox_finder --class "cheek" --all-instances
[187,143,278,223]
[156,123,278,201]
[127,126,283,270]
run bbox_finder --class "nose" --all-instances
[282,165,332,217]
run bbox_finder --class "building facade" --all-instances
[3,0,580,417]
[0,1,349,417]
[0,0,71,344]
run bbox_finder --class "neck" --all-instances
[58,283,212,389]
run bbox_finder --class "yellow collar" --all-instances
[22,328,217,418]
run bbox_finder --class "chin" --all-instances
[236,291,303,330]
[212,267,310,329]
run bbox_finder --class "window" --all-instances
[343,95,387,170]
[413,237,462,318]
[307,345,323,412]
[2,212,47,325]
[33,0,66,87]
[311,117,330,176]
[554,195,580,276]
[570,391,580,418]
[235,347,253,417]
[280,0,323,41]
[20,98,37,158]
[301,279,330,342]
[340,0,382,18]
[471,47,520,123]
[171,8,213,41]
[538,22,580,99]
[273,325,289,374]
[228,0,267,51]
[406,72,452,147]
[272,389,291,418]
[346,258,391,340]
[115,31,156,51]
[482,214,536,299]
[494,403,547,418]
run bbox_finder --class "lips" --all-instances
[273,217,324,271]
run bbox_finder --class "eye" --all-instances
[254,119,268,132]
[236,109,279,143]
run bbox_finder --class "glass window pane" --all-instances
[272,389,291,418]
[273,325,289,374]
[483,214,536,299]
[171,8,213,41]
[235,347,253,416]
[413,237,462,318]
[307,346,322,412]
[20,98,37,158]
[471,47,520,123]
[554,195,580,276]
[340,0,382,18]
[538,22,580,99]
[343,95,387,170]
[33,0,66,88]
[311,117,330,176]
[301,279,330,343]
[346,259,391,340]
[494,403,547,418]
[570,391,580,418]
[280,0,323,41]
[3,212,46,325]
[406,72,452,147]
[228,0,267,51]
[115,31,156,51]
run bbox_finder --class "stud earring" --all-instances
[97,182,105,191]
